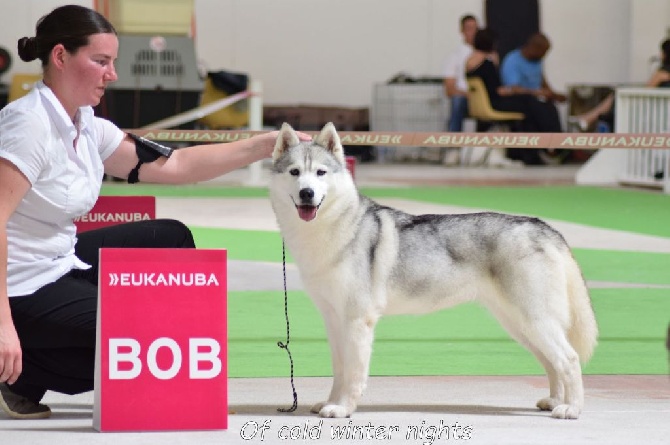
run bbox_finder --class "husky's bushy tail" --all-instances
[566,255,598,363]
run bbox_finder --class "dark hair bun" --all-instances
[17,37,38,62]
[662,39,670,55]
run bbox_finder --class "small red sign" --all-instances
[75,196,156,233]
[94,248,227,432]
[346,156,356,180]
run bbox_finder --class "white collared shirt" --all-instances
[443,42,473,93]
[0,81,124,296]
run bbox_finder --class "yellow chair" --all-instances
[196,76,249,129]
[464,77,524,165]
[8,73,42,103]
[466,77,524,123]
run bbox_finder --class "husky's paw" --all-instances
[310,402,326,414]
[536,397,561,411]
[551,404,581,419]
[318,404,351,418]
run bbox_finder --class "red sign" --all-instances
[93,248,227,432]
[75,196,156,233]
[345,156,356,180]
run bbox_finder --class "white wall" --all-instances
[1,0,669,107]
[629,0,670,82]
[542,0,631,87]
[193,0,483,107]
[0,0,91,73]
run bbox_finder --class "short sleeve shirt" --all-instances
[500,49,543,89]
[443,43,473,93]
[0,81,124,296]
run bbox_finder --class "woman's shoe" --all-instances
[0,383,51,419]
[568,116,589,132]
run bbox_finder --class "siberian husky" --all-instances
[269,122,598,419]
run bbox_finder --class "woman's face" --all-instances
[62,32,118,110]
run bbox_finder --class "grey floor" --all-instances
[2,163,669,444]
[3,375,668,445]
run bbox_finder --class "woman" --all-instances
[571,38,670,131]
[0,5,308,419]
[465,28,562,134]
[646,38,670,88]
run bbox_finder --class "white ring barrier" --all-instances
[126,129,670,150]
[140,91,252,130]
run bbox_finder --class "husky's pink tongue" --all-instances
[297,205,318,221]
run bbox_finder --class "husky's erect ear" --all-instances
[315,122,345,165]
[273,122,301,162]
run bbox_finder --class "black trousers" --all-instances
[8,219,195,403]
[493,94,563,133]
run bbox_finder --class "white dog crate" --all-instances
[371,82,448,161]
[616,87,670,193]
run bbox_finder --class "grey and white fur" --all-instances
[269,122,598,419]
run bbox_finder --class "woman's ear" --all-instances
[50,44,67,69]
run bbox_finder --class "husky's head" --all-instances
[271,122,350,222]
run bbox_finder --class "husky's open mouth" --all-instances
[293,195,324,222]
[296,205,318,221]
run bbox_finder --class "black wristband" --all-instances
[126,133,174,184]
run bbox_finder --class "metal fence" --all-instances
[616,87,670,193]
[370,83,448,162]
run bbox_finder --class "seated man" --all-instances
[500,32,567,164]
[443,14,479,132]
[500,33,566,105]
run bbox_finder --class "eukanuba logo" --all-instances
[108,272,220,287]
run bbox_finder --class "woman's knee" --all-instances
[153,219,195,248]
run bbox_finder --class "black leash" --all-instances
[277,240,298,412]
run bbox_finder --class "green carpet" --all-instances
[572,249,670,285]
[102,184,670,237]
[192,228,289,263]
[364,186,670,238]
[190,227,670,285]
[228,289,670,377]
[101,183,670,376]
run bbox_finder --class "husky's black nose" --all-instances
[299,188,315,203]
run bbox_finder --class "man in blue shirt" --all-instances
[499,33,567,165]
[500,33,566,103]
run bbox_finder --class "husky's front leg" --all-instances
[310,306,345,415]
[316,315,377,418]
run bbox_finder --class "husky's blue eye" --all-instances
[316,169,326,176]
[289,168,299,176]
